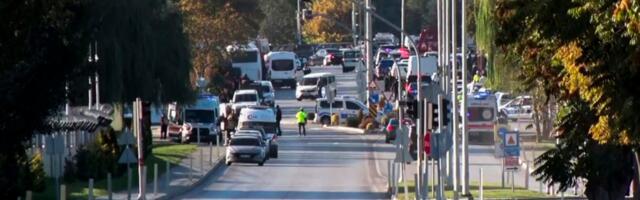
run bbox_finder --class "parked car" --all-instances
[499,95,533,120]
[225,135,268,166]
[323,49,343,66]
[254,81,276,107]
[341,49,361,73]
[307,48,339,66]
[231,89,261,113]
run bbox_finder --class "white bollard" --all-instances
[153,164,158,197]
[209,142,213,165]
[107,173,112,200]
[60,184,66,200]
[88,178,94,200]
[165,161,170,188]
[25,191,32,200]
[525,161,530,189]
[414,173,419,200]
[480,168,484,200]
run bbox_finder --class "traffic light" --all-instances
[427,102,438,130]
[405,100,418,119]
[439,96,451,127]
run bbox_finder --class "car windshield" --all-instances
[240,122,277,134]
[343,51,360,58]
[231,51,258,63]
[184,110,215,123]
[469,107,495,122]
[301,77,319,86]
[230,138,260,146]
[260,86,272,93]
[234,94,257,102]
[272,59,294,71]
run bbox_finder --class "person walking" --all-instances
[296,108,307,136]
[160,114,168,139]
[275,105,282,136]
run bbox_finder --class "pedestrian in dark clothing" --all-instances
[160,114,168,139]
[275,105,282,136]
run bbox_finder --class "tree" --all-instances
[0,0,88,197]
[259,0,297,45]
[302,0,352,43]
[494,0,640,198]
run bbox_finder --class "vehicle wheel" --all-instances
[258,162,264,166]
[270,146,279,158]
[290,82,297,89]
[385,137,390,144]
[226,161,232,166]
[321,116,331,126]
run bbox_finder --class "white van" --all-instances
[265,51,300,88]
[231,89,261,113]
[230,44,263,81]
[314,96,369,125]
[237,106,279,157]
[295,72,337,101]
[406,53,437,81]
[170,94,220,143]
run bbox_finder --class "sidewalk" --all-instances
[97,142,225,200]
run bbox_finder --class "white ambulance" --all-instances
[237,106,279,158]
[466,91,499,144]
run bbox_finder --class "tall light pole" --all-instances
[451,0,460,198]
[296,0,302,45]
[93,41,100,109]
[461,0,470,195]
[352,2,358,46]
[400,0,405,46]
[365,0,373,107]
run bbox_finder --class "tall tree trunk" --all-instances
[634,149,640,198]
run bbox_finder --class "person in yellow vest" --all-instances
[296,108,307,136]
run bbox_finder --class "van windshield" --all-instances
[184,110,215,123]
[344,51,360,58]
[231,51,258,63]
[301,77,319,86]
[272,60,294,71]
[234,94,257,102]
[240,122,277,134]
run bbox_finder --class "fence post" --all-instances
[209,142,213,165]
[88,178,94,200]
[525,161,530,189]
[200,147,203,173]
[480,168,484,200]
[189,155,193,182]
[107,173,112,200]
[216,134,221,157]
[511,171,515,192]
[153,163,158,197]
[60,184,66,200]
[25,191,32,200]
[165,161,170,188]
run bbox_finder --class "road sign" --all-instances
[504,147,520,157]
[504,132,519,147]
[504,156,519,170]
[117,130,135,146]
[118,147,138,164]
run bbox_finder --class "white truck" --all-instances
[169,94,221,143]
[264,51,301,88]
[406,53,438,82]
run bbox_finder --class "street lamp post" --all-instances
[461,0,470,195]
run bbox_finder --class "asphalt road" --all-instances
[177,66,392,200]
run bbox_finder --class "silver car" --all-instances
[225,136,267,166]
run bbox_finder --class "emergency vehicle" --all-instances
[237,106,279,158]
[314,96,369,125]
[466,91,498,144]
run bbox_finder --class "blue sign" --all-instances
[504,147,520,156]
[383,103,393,114]
[369,93,380,104]
[502,131,520,157]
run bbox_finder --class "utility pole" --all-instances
[461,0,470,195]
[400,0,405,46]
[296,0,302,45]
[365,0,373,107]
[352,2,358,46]
[436,0,444,199]
[451,0,460,198]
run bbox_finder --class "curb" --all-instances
[322,125,365,134]
[158,157,226,200]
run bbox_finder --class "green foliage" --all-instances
[259,0,297,44]
[72,128,122,181]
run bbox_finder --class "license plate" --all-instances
[240,155,251,158]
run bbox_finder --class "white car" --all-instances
[499,95,533,120]
[255,81,276,107]
[225,135,267,166]
[231,89,261,113]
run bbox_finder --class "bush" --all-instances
[73,127,123,181]
[346,117,360,128]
